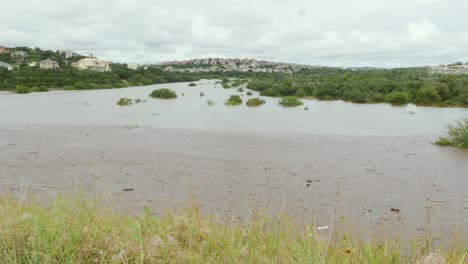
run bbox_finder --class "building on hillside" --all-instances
[0,61,13,70]
[11,50,28,61]
[126,63,140,70]
[0,46,10,53]
[39,59,60,69]
[60,50,79,59]
[71,58,110,72]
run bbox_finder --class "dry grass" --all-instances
[0,194,466,263]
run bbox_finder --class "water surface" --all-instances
[0,80,466,136]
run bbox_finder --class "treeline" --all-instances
[201,67,468,107]
[0,64,199,91]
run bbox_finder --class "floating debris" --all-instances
[390,208,401,212]
[122,188,134,192]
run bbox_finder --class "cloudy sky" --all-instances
[1,0,467,67]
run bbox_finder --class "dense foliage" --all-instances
[198,67,468,107]
[435,119,468,148]
[150,88,177,99]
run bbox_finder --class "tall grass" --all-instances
[0,194,466,263]
[435,119,468,148]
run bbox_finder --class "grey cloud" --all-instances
[1,0,467,67]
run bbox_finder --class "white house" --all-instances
[71,58,110,72]
[39,59,60,69]
[0,61,13,70]
[126,63,140,70]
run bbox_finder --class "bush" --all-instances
[279,96,303,107]
[435,119,468,148]
[385,91,409,105]
[246,97,266,107]
[117,98,133,106]
[188,83,197,87]
[246,91,253,96]
[237,88,244,92]
[150,88,177,99]
[225,95,242,106]
[222,82,230,89]
[15,85,30,94]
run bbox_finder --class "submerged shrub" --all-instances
[117,98,133,106]
[188,82,197,87]
[237,87,244,92]
[246,97,266,107]
[222,82,230,89]
[435,119,468,148]
[225,95,242,106]
[15,85,30,94]
[150,88,177,99]
[207,100,215,106]
[279,96,303,107]
[246,91,253,96]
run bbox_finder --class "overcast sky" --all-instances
[1,0,467,67]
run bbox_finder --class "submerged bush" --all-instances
[188,82,197,87]
[117,97,133,106]
[435,119,468,148]
[246,97,266,107]
[150,88,177,99]
[15,85,30,94]
[225,95,242,106]
[246,91,253,96]
[279,96,303,107]
[237,87,244,92]
[222,82,230,89]
[207,100,215,106]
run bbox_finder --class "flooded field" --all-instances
[0,80,466,136]
[0,80,467,240]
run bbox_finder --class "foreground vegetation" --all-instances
[435,119,468,148]
[0,194,466,263]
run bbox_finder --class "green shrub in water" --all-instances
[246,97,266,107]
[279,96,303,107]
[188,83,197,87]
[150,88,177,99]
[435,119,468,148]
[225,95,242,106]
[15,85,30,94]
[117,98,133,106]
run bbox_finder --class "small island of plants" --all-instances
[225,95,242,106]
[150,88,177,99]
[188,82,197,87]
[246,97,266,107]
[279,96,303,107]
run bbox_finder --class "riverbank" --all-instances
[1,193,466,263]
[1,124,467,242]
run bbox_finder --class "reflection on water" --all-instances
[0,80,466,136]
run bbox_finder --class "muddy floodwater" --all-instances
[0,80,467,240]
[0,80,466,135]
